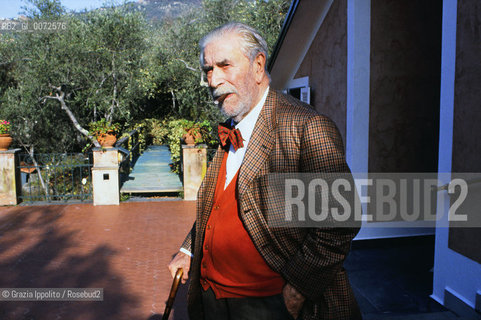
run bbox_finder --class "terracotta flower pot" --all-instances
[97,133,117,148]
[0,134,13,151]
[183,130,202,146]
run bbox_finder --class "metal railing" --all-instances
[18,152,93,203]
[207,148,218,164]
[116,128,143,184]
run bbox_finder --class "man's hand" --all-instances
[168,251,191,284]
[282,283,306,319]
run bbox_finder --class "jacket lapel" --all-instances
[199,89,277,218]
[198,145,225,228]
[237,89,277,198]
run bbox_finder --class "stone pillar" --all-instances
[92,148,120,206]
[182,145,207,201]
[0,149,21,206]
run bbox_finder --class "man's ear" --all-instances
[254,52,267,84]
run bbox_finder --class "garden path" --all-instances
[120,145,182,194]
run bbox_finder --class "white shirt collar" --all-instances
[223,87,269,188]
[231,86,269,145]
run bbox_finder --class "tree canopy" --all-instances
[0,0,290,153]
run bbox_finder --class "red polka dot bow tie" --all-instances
[218,123,244,151]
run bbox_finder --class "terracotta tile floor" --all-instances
[0,201,196,320]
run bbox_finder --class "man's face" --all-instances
[202,34,257,121]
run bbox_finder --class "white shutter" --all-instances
[300,86,310,104]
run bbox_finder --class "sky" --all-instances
[0,0,109,19]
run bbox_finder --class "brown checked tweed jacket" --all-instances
[181,89,362,320]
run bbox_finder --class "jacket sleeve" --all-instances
[281,115,361,302]
[180,222,195,254]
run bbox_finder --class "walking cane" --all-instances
[162,268,183,320]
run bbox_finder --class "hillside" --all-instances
[126,0,203,23]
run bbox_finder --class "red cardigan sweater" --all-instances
[200,153,285,298]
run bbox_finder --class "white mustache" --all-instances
[211,86,237,104]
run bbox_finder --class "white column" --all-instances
[347,0,376,239]
[431,0,457,306]
[346,0,370,174]
[0,149,21,206]
[433,0,481,311]
[182,145,207,201]
[92,148,120,206]
[432,0,481,310]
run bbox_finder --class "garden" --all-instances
[0,0,290,201]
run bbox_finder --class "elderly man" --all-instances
[168,22,362,320]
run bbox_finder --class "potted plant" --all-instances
[0,120,12,151]
[183,126,202,145]
[181,120,212,146]
[89,119,121,148]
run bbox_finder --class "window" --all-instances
[284,76,310,104]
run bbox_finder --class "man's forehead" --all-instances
[202,34,244,64]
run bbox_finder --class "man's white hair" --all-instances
[199,22,269,74]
